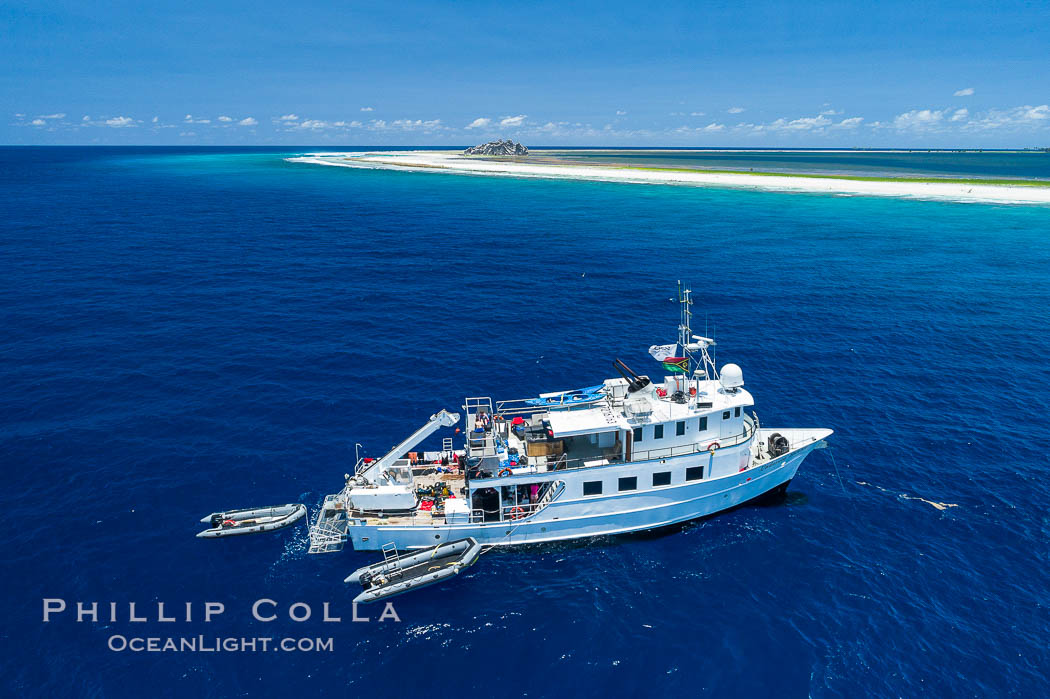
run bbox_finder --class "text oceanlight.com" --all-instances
[107,635,334,653]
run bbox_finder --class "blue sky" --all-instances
[3,0,1049,146]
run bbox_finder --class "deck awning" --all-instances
[545,408,630,438]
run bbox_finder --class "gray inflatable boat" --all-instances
[345,538,483,604]
[197,503,307,538]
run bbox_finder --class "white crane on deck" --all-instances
[356,409,461,482]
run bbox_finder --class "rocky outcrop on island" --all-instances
[463,139,528,156]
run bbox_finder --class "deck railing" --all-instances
[630,419,755,463]
[473,418,756,480]
[470,480,566,524]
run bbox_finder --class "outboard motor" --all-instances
[767,433,790,459]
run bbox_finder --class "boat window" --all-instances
[698,416,708,431]
[686,466,703,481]
[734,407,741,418]
[722,411,731,420]
[618,476,637,491]
[652,471,671,486]
[654,424,664,439]
[676,421,685,436]
[583,481,603,496]
[633,427,642,442]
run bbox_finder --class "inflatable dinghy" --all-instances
[345,537,483,603]
[197,503,307,538]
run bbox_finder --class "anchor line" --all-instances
[828,448,849,496]
[827,442,852,514]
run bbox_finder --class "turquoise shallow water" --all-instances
[2,147,1050,697]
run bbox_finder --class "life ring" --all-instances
[498,467,513,477]
[508,506,526,520]
[222,519,237,527]
[707,441,721,453]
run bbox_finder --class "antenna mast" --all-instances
[677,280,693,350]
[677,282,718,383]
[677,281,695,394]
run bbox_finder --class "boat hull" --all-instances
[345,436,824,551]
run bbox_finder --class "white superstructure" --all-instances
[309,286,832,552]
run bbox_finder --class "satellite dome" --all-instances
[719,363,744,390]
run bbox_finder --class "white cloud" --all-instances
[465,117,492,129]
[184,114,210,124]
[360,106,374,112]
[218,115,233,122]
[390,118,443,131]
[615,110,627,116]
[278,114,299,122]
[534,121,570,133]
[238,117,258,126]
[819,109,842,116]
[963,104,1049,131]
[954,87,975,97]
[38,113,65,120]
[672,122,726,135]
[893,109,945,130]
[883,104,1049,133]
[727,107,745,114]
[727,113,858,135]
[520,120,648,140]
[287,118,363,130]
[768,114,833,131]
[82,115,90,121]
[499,114,526,127]
[105,116,136,128]
[1022,105,1049,120]
[151,116,159,123]
[358,117,440,132]
[30,118,46,126]
[14,113,25,117]
[689,111,705,117]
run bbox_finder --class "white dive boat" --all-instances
[309,287,832,553]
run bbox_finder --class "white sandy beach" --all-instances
[287,151,1050,205]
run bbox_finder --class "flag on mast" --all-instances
[662,356,689,373]
[648,344,678,361]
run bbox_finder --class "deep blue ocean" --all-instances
[3,147,1049,697]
